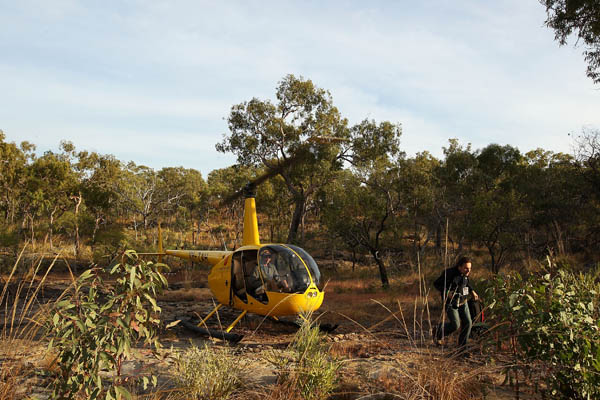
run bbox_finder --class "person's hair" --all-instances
[454,256,471,269]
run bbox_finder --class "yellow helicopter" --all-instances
[153,182,325,342]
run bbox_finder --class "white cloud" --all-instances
[1,0,599,174]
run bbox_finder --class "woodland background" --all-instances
[1,76,599,285]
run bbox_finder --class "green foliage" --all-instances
[217,74,401,243]
[0,226,18,248]
[540,0,600,84]
[270,317,341,400]
[45,250,168,399]
[91,225,128,263]
[488,262,600,399]
[2,82,600,277]
[319,164,398,286]
[171,343,247,400]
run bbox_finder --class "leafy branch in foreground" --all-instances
[45,250,169,400]
[488,260,600,399]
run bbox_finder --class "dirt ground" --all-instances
[1,269,540,400]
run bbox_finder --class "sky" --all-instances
[1,0,599,178]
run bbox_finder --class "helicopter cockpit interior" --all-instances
[231,245,321,305]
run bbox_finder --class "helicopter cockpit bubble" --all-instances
[259,245,315,294]
[288,245,321,288]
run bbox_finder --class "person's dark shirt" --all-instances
[433,266,473,307]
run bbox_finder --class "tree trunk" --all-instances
[73,192,82,259]
[488,246,497,274]
[435,222,442,253]
[49,208,56,249]
[371,249,390,287]
[92,215,103,243]
[552,220,565,256]
[287,196,305,244]
[29,215,35,245]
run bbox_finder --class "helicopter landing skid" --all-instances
[178,318,244,343]
[266,316,339,333]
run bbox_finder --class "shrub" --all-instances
[0,226,19,248]
[46,250,168,399]
[488,261,600,399]
[270,317,341,400]
[171,343,247,400]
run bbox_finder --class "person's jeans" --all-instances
[437,302,472,347]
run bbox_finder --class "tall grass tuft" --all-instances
[269,314,341,400]
[0,245,59,399]
[171,343,247,400]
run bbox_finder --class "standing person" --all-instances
[433,256,479,351]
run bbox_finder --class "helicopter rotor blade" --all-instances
[220,136,348,205]
[220,154,299,205]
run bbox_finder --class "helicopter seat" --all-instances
[232,258,246,298]
[244,260,261,294]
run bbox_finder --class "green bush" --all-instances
[46,250,168,400]
[91,225,128,264]
[270,317,341,400]
[488,262,600,399]
[171,343,247,400]
[0,226,19,248]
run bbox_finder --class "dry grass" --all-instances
[315,258,508,400]
[158,287,213,302]
[361,354,492,400]
[329,339,392,359]
[0,245,62,399]
[0,247,524,400]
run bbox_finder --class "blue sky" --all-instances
[1,0,599,178]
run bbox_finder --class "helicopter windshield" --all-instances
[259,245,312,294]
[287,245,321,287]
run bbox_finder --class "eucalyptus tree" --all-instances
[217,74,401,244]
[115,163,189,237]
[0,131,35,225]
[436,139,478,253]
[217,74,348,243]
[574,128,600,196]
[572,128,600,250]
[25,148,78,247]
[320,161,401,287]
[76,151,122,244]
[520,149,582,257]
[436,141,527,271]
[157,166,207,237]
[468,144,525,272]
[395,151,441,259]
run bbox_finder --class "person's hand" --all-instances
[472,291,479,301]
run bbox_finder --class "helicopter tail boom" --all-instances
[164,249,230,266]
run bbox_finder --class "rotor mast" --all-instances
[242,183,260,246]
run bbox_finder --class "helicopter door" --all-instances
[231,252,247,303]
[240,250,266,304]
